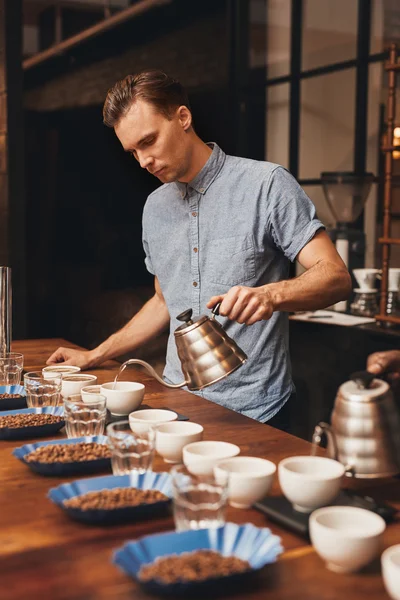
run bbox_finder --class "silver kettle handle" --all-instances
[117,359,186,389]
[312,422,339,460]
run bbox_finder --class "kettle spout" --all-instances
[117,359,187,389]
[312,422,339,461]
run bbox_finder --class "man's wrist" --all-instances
[263,282,284,312]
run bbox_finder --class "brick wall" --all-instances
[24,12,228,111]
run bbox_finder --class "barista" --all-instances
[46,70,351,432]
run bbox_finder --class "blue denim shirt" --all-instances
[142,143,324,422]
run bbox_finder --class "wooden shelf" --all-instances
[375,314,400,325]
[378,237,400,245]
[378,44,400,327]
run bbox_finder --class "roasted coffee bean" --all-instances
[0,393,24,400]
[63,487,169,510]
[138,550,251,584]
[0,414,63,429]
[24,442,111,463]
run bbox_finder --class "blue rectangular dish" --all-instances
[0,406,65,440]
[113,522,283,596]
[13,435,111,476]
[48,471,172,525]
[0,385,27,411]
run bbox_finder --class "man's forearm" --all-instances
[267,259,351,312]
[89,293,170,364]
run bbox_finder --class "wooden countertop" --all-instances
[0,338,398,599]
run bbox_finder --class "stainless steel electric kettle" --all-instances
[116,303,247,391]
[313,371,400,478]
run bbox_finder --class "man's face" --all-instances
[114,98,192,183]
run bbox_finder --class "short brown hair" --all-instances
[103,70,190,127]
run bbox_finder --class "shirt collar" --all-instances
[174,142,226,197]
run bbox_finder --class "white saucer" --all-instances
[353,288,378,294]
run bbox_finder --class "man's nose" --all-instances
[138,153,153,170]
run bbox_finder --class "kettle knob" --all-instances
[350,370,375,389]
[176,309,193,324]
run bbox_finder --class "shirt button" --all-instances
[193,281,198,287]
[193,247,198,253]
[199,188,205,193]
[192,211,197,217]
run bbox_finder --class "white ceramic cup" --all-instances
[214,456,276,508]
[353,268,381,291]
[156,421,204,463]
[183,440,240,477]
[80,384,102,403]
[129,408,177,434]
[100,382,145,416]
[42,365,81,379]
[278,455,345,513]
[60,373,97,398]
[382,544,400,600]
[310,506,386,573]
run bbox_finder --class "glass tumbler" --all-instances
[64,394,107,438]
[24,371,62,407]
[107,420,155,475]
[171,464,229,532]
[0,352,24,385]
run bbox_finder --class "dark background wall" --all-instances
[23,3,236,362]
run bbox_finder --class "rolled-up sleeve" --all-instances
[266,166,325,262]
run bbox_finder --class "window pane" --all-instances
[250,0,291,78]
[370,0,384,54]
[266,84,289,168]
[302,0,358,71]
[299,69,356,179]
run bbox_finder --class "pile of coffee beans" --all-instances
[63,487,169,510]
[0,393,24,400]
[25,442,111,463]
[0,414,63,429]
[138,550,251,584]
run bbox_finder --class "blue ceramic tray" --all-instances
[0,406,65,440]
[113,522,283,596]
[0,385,27,411]
[48,471,172,525]
[13,435,111,476]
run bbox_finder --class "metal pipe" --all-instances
[23,0,172,71]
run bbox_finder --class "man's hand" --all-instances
[206,285,274,325]
[46,347,97,370]
[367,350,400,381]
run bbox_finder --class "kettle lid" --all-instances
[174,308,208,336]
[340,371,390,403]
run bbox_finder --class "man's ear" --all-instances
[177,106,192,131]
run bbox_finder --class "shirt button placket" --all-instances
[189,193,200,315]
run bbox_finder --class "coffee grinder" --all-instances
[321,172,374,311]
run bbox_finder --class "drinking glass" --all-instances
[171,464,229,532]
[0,352,24,385]
[24,371,62,407]
[64,394,107,438]
[106,420,155,475]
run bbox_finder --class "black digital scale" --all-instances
[254,490,398,538]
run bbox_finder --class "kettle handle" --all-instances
[312,422,339,461]
[211,302,222,319]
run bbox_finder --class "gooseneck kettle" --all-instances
[313,371,400,478]
[117,303,247,391]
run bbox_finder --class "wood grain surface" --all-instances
[0,339,398,599]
